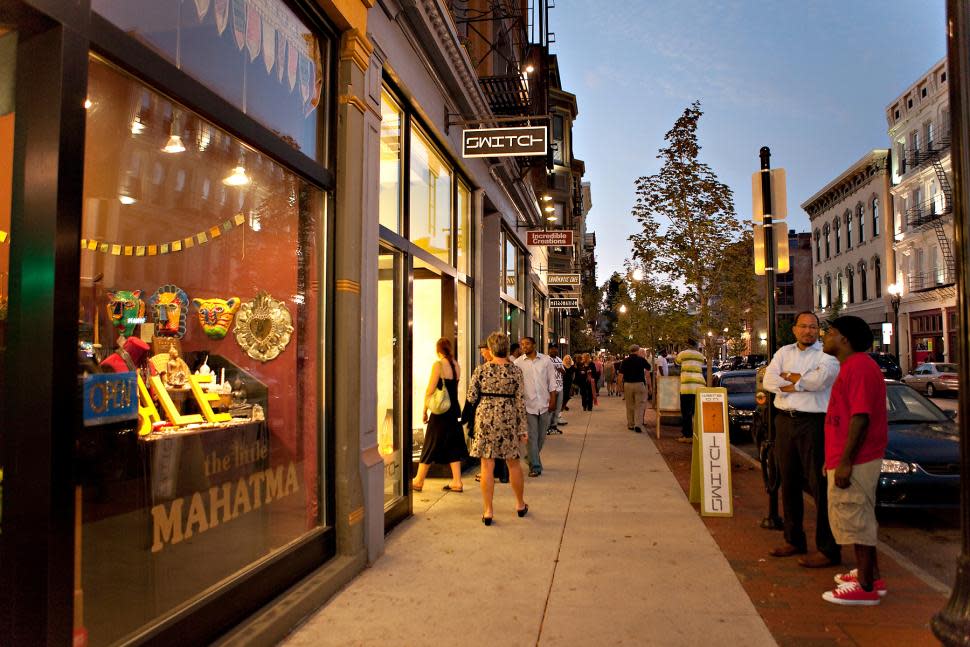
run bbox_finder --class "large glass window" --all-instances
[502,231,523,302]
[457,282,472,407]
[410,260,442,461]
[379,92,403,233]
[93,0,327,160]
[377,248,403,507]
[457,181,471,275]
[78,57,325,646]
[0,28,13,524]
[410,128,452,264]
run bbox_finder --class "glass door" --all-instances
[411,259,443,466]
[377,248,404,519]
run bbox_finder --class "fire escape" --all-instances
[903,119,954,293]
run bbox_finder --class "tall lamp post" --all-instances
[887,283,902,363]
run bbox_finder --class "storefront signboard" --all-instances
[547,273,580,286]
[462,126,547,158]
[527,230,573,246]
[549,297,580,309]
[688,388,733,516]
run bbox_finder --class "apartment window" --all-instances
[907,97,913,108]
[942,71,947,82]
[897,141,906,175]
[872,197,880,237]
[857,204,865,243]
[847,266,855,303]
[823,224,831,259]
[816,279,823,309]
[825,274,833,308]
[874,257,882,297]
[910,129,920,153]
[926,121,935,148]
[859,261,868,301]
[834,218,841,254]
[921,86,927,98]
[836,272,844,304]
[814,229,821,262]
[845,211,852,248]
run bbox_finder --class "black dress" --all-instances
[419,360,469,465]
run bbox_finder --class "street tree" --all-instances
[629,101,743,383]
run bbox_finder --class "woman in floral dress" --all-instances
[466,331,529,525]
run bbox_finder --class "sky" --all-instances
[550,0,947,283]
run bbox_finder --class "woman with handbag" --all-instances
[412,338,467,493]
[466,332,529,525]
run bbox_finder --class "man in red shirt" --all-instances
[820,316,888,606]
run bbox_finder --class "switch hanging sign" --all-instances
[462,126,548,158]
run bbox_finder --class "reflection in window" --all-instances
[380,92,402,233]
[78,57,324,646]
[410,128,452,263]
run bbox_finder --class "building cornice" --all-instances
[801,150,889,218]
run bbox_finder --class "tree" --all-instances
[629,101,743,383]
[608,262,693,355]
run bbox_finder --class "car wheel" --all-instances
[927,383,936,397]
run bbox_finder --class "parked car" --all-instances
[901,362,960,397]
[878,381,959,508]
[868,352,902,380]
[714,369,757,441]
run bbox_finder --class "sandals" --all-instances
[443,484,464,492]
[517,504,529,518]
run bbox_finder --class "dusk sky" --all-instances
[551,1,947,283]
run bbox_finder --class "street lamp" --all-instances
[887,282,903,363]
[619,304,627,314]
[632,267,644,282]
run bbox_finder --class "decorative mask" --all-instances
[192,296,241,340]
[106,290,145,338]
[148,284,190,338]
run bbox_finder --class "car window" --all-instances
[720,376,756,393]
[887,385,949,423]
[937,363,959,373]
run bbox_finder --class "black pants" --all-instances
[579,382,593,410]
[680,393,696,438]
[774,412,840,560]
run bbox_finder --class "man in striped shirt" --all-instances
[676,342,706,443]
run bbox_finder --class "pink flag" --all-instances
[214,0,229,35]
[262,20,275,73]
[276,33,286,82]
[246,2,261,61]
[193,0,210,21]
[287,40,298,91]
[298,53,310,105]
[231,0,246,50]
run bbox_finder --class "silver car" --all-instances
[901,362,960,397]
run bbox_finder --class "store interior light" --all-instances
[546,215,557,222]
[130,118,145,135]
[223,166,250,187]
[542,195,552,201]
[525,65,535,74]
[119,195,136,205]
[162,134,186,154]
[544,205,555,212]
[84,98,92,110]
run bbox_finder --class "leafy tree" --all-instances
[629,101,743,383]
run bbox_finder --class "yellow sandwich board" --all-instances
[688,388,734,516]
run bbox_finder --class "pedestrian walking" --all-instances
[617,344,651,433]
[820,316,888,605]
[468,341,508,484]
[655,350,669,377]
[547,344,565,434]
[604,357,617,396]
[561,355,576,412]
[412,338,468,493]
[594,355,604,398]
[576,354,595,411]
[466,332,530,525]
[514,336,558,477]
[762,311,842,568]
[675,342,705,443]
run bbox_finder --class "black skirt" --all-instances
[420,377,468,465]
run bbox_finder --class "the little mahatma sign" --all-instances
[547,273,581,286]
[550,297,580,309]
[527,230,574,246]
[462,126,548,158]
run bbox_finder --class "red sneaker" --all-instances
[835,569,887,597]
[823,581,881,606]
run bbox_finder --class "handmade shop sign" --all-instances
[549,297,580,309]
[688,388,734,517]
[527,230,573,247]
[547,273,580,286]
[462,126,547,158]
[84,372,138,426]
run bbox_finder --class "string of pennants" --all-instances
[80,214,246,257]
[200,0,323,116]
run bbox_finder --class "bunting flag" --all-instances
[263,20,276,74]
[214,0,229,35]
[231,0,247,50]
[276,32,286,82]
[298,52,310,106]
[193,0,211,21]
[246,2,261,61]
[80,214,246,257]
[287,38,298,91]
[305,40,323,116]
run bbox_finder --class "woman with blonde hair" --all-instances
[412,337,467,493]
[561,354,576,412]
[465,331,529,525]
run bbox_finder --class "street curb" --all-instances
[731,444,952,597]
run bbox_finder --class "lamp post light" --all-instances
[887,282,902,364]
[619,304,627,314]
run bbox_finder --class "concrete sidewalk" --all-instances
[280,396,775,647]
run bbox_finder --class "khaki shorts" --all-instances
[826,458,881,547]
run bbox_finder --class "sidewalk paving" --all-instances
[646,406,947,646]
[280,395,775,647]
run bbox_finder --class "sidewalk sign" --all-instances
[688,388,734,516]
[654,375,680,439]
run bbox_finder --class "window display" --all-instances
[77,56,324,646]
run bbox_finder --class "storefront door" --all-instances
[411,259,445,468]
[378,247,407,526]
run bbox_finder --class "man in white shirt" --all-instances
[655,351,669,377]
[515,336,558,477]
[763,311,842,568]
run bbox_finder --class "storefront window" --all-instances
[93,0,327,160]
[0,28,13,532]
[457,283,471,403]
[380,91,403,233]
[78,57,325,646]
[457,181,471,275]
[533,290,545,349]
[377,248,403,506]
[503,233,520,301]
[409,128,452,264]
[410,259,443,461]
